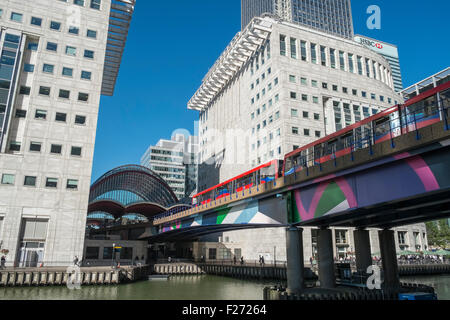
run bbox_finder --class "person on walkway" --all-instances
[240,256,244,265]
[73,256,79,266]
[310,256,313,266]
[233,256,237,265]
[1,256,5,269]
[261,256,265,266]
[259,255,262,266]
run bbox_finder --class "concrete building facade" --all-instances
[0,0,135,267]
[241,0,354,39]
[141,134,199,201]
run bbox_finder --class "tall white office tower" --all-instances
[0,0,135,267]
[242,0,354,39]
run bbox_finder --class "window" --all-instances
[289,75,296,83]
[208,248,217,260]
[50,144,62,154]
[300,41,307,61]
[24,176,37,187]
[71,146,82,156]
[85,247,99,260]
[303,111,309,118]
[29,141,42,152]
[352,89,357,96]
[46,42,58,52]
[87,29,97,39]
[55,112,67,122]
[332,85,338,91]
[314,113,320,120]
[65,46,76,56]
[15,110,27,118]
[43,64,54,74]
[31,17,42,26]
[342,87,348,94]
[304,129,310,136]
[320,46,326,66]
[290,38,297,59]
[59,90,70,99]
[81,71,92,80]
[291,109,298,117]
[35,110,47,120]
[67,179,79,189]
[301,94,308,102]
[39,86,50,96]
[20,86,31,95]
[62,67,73,77]
[348,54,354,73]
[1,174,15,185]
[24,64,35,73]
[311,80,318,87]
[9,142,21,151]
[28,43,38,51]
[312,96,319,104]
[84,50,94,59]
[11,12,23,22]
[292,127,299,135]
[330,48,336,68]
[279,35,286,56]
[339,51,345,71]
[74,0,85,6]
[50,21,61,31]
[322,82,328,90]
[68,26,79,35]
[301,77,307,85]
[290,92,297,99]
[315,131,321,138]
[310,43,317,64]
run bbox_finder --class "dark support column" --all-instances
[285,227,304,294]
[354,229,372,273]
[318,228,336,288]
[378,229,400,292]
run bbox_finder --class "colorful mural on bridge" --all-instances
[290,146,450,223]
[159,197,288,233]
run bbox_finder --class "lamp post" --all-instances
[111,243,115,269]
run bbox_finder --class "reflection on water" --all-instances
[401,275,450,300]
[0,275,279,300]
[1,274,448,300]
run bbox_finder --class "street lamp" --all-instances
[112,243,115,269]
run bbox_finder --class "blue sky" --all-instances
[91,0,450,181]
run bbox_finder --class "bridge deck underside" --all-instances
[296,188,450,229]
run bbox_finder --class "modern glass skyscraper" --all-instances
[242,0,354,39]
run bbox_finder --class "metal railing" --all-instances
[286,99,449,175]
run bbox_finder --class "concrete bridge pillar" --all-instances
[317,228,336,288]
[285,227,304,294]
[354,229,372,273]
[379,229,400,292]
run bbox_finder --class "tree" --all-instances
[426,220,450,249]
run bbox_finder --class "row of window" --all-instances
[287,74,396,104]
[42,40,95,59]
[14,108,86,125]
[291,127,321,138]
[1,173,79,189]
[279,34,392,88]
[24,62,92,81]
[9,140,83,157]
[19,85,90,102]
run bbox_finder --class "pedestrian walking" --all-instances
[261,256,265,266]
[233,256,237,265]
[240,256,244,265]
[1,256,5,269]
[73,256,79,266]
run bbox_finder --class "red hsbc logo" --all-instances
[359,38,384,50]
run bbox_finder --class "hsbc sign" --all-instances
[359,38,383,50]
[354,36,399,59]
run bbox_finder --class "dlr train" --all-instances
[192,80,450,206]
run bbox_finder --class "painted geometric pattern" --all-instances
[160,199,285,233]
[291,146,450,223]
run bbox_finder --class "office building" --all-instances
[355,35,403,92]
[141,134,199,201]
[0,0,135,267]
[241,0,354,39]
